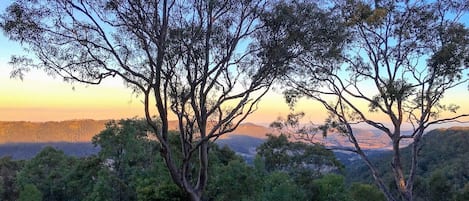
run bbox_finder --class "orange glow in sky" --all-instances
[2,36,469,126]
[0,64,319,124]
[0,40,313,124]
[2,57,468,127]
[0,12,468,126]
[0,65,334,123]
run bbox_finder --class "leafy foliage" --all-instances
[257,134,343,175]
[208,160,260,201]
[16,147,75,201]
[349,183,386,201]
[1,119,467,200]
[0,156,22,201]
[64,156,103,201]
[312,174,349,201]
[18,184,42,201]
[255,171,307,201]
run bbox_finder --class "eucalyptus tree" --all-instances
[0,0,280,200]
[256,134,342,176]
[260,0,469,201]
[16,147,74,201]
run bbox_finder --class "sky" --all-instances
[0,1,468,128]
[0,34,309,124]
[0,35,309,124]
[0,1,328,125]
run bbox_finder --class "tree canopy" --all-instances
[257,134,342,175]
[259,0,469,200]
[1,118,466,200]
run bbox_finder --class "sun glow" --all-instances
[0,65,143,121]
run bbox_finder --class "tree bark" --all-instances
[346,124,397,201]
[392,139,411,201]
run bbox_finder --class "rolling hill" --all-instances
[0,120,108,143]
[0,119,405,149]
[0,119,275,144]
[346,127,469,182]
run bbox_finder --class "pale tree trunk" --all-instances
[345,123,398,201]
[404,129,425,201]
[391,140,412,201]
[187,189,201,201]
[357,150,398,201]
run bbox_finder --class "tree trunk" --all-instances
[392,140,412,201]
[346,124,397,201]
[197,141,209,193]
[358,151,398,201]
[187,190,201,201]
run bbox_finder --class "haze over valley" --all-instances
[0,119,411,147]
[0,119,415,160]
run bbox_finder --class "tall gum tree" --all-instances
[260,1,469,201]
[0,0,281,200]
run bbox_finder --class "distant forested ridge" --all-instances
[0,120,403,149]
[0,120,107,143]
[0,120,274,144]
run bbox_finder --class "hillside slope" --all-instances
[347,127,469,198]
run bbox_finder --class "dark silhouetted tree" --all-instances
[260,1,469,200]
[0,1,281,200]
[0,156,22,201]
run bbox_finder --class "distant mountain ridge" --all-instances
[0,119,411,150]
[1,120,466,163]
[0,120,108,144]
[217,135,265,163]
[0,119,274,144]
